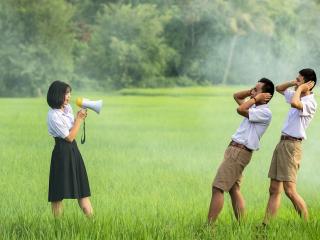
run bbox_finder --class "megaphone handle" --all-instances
[81,120,86,144]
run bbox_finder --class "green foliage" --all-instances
[0,0,74,96]
[164,1,231,83]
[79,3,176,89]
[2,0,320,95]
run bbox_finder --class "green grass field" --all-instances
[2,86,320,239]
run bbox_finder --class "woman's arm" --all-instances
[65,109,87,142]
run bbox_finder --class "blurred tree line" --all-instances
[0,0,320,96]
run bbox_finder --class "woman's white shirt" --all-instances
[47,104,74,138]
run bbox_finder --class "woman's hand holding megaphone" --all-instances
[65,109,87,143]
[76,109,88,121]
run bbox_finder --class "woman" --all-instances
[47,80,93,217]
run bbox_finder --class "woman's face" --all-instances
[63,88,71,106]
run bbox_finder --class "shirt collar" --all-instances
[301,93,314,100]
[253,104,269,109]
[52,107,67,115]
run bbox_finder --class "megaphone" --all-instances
[76,97,103,114]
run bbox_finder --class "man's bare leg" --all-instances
[283,181,308,220]
[263,179,283,224]
[208,187,224,223]
[229,183,245,221]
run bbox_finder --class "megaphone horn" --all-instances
[76,97,103,114]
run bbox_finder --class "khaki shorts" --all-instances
[212,145,252,192]
[268,140,302,182]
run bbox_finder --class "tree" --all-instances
[221,0,274,84]
[0,0,74,96]
[164,0,231,83]
[80,3,176,88]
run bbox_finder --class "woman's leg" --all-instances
[78,197,93,217]
[51,201,63,218]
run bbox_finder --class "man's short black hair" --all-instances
[258,78,274,96]
[299,68,317,90]
[47,80,71,109]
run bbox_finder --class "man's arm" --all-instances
[233,89,252,105]
[291,81,314,110]
[276,80,297,95]
[237,93,272,118]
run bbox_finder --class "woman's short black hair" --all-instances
[47,80,72,109]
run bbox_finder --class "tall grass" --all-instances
[1,87,320,239]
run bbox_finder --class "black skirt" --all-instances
[48,137,91,202]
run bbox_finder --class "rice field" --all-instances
[2,86,320,239]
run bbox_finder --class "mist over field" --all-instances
[0,0,319,96]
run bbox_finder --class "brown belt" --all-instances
[229,140,253,152]
[280,135,303,142]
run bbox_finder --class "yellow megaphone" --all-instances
[76,97,103,114]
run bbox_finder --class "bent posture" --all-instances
[208,78,275,223]
[263,68,317,224]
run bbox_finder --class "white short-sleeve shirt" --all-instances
[47,104,74,138]
[281,89,317,139]
[231,104,272,151]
